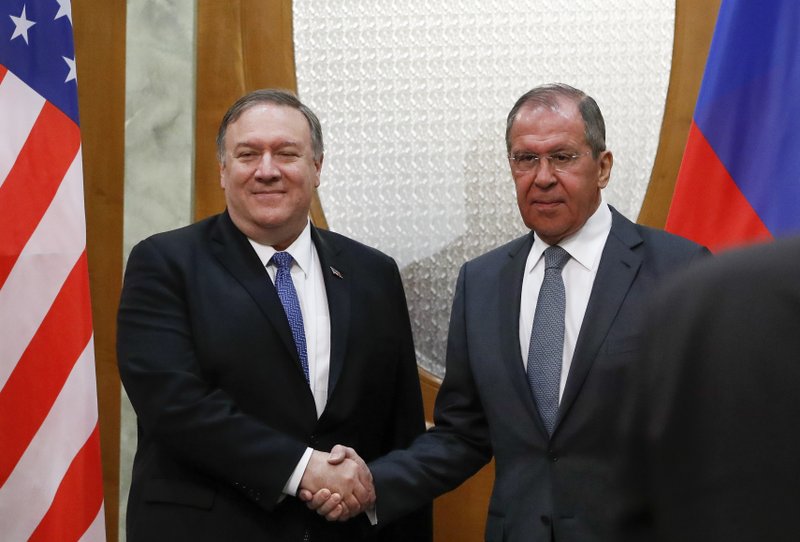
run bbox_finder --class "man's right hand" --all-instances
[299,445,375,521]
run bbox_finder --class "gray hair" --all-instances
[216,89,324,163]
[505,83,606,158]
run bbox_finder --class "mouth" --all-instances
[531,199,563,210]
[252,190,285,198]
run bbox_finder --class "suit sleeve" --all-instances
[117,237,307,510]
[370,263,493,524]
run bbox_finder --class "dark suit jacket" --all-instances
[616,235,800,542]
[370,207,708,542]
[117,211,431,542]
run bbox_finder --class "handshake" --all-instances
[298,445,375,522]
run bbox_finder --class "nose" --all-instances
[532,158,557,188]
[255,153,281,180]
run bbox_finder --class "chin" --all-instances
[528,223,570,243]
[524,216,561,234]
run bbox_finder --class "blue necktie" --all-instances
[527,245,570,436]
[270,252,309,383]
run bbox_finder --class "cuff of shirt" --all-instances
[366,505,378,525]
[282,447,313,498]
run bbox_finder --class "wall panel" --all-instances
[293,0,675,377]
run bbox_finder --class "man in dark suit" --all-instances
[307,83,708,541]
[616,236,800,542]
[117,89,431,541]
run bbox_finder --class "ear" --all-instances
[219,161,227,189]
[597,150,613,188]
[314,154,324,188]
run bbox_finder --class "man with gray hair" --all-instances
[307,83,708,541]
[118,89,431,541]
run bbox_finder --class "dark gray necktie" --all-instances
[527,245,570,435]
[270,252,309,383]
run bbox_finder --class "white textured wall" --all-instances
[294,0,674,375]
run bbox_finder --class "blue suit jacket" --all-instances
[371,207,708,542]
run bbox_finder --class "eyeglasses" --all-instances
[508,150,591,173]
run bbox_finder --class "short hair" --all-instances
[216,89,324,164]
[505,83,606,158]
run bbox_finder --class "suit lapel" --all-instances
[311,227,350,399]
[209,212,308,382]
[498,233,547,428]
[557,209,643,427]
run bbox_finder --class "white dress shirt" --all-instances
[248,221,330,498]
[519,200,612,401]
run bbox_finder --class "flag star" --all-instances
[63,56,76,82]
[55,0,72,24]
[10,6,36,44]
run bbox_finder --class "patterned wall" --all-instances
[294,0,674,376]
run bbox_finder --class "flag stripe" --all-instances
[0,69,46,190]
[667,122,771,251]
[29,424,104,542]
[0,338,99,541]
[0,100,81,288]
[0,149,86,391]
[78,503,107,542]
[0,251,93,486]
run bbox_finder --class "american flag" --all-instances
[0,1,106,540]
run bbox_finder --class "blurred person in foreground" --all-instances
[614,235,800,542]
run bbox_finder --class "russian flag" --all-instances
[666,0,800,252]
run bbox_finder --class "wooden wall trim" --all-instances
[638,0,721,227]
[73,1,126,540]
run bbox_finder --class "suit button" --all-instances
[310,434,318,446]
[540,515,551,525]
[549,452,558,462]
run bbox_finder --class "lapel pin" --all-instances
[330,266,344,279]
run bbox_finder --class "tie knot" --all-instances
[270,251,294,270]
[543,245,570,270]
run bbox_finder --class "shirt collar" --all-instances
[248,220,313,278]
[529,198,612,273]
